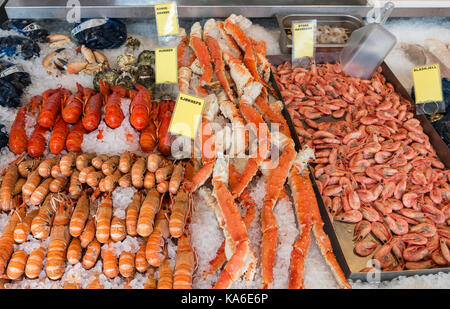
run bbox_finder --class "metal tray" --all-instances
[268,52,450,282]
[276,14,364,54]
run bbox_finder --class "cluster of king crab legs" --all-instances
[177,15,351,289]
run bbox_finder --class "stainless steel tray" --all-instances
[269,52,450,282]
[276,14,364,54]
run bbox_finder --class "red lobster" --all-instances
[27,124,47,158]
[156,100,174,156]
[37,88,70,128]
[82,86,102,131]
[8,95,42,154]
[66,120,87,152]
[101,80,126,129]
[61,83,85,124]
[48,117,70,155]
[129,84,151,131]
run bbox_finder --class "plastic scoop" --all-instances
[339,2,397,80]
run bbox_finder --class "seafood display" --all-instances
[0,10,448,290]
[274,60,450,272]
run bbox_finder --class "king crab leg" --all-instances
[260,133,297,288]
[189,22,213,97]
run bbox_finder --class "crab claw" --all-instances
[48,33,71,47]
[53,56,89,75]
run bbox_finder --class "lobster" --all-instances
[157,108,172,156]
[82,87,102,132]
[101,80,126,129]
[8,95,41,154]
[66,120,87,152]
[37,88,70,128]
[129,84,151,131]
[61,83,85,124]
[140,121,157,153]
[27,124,47,158]
[48,117,70,155]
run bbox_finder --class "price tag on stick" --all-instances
[154,2,179,37]
[412,64,444,114]
[292,20,316,67]
[169,93,205,139]
[155,47,177,84]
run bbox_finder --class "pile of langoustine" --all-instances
[273,61,450,271]
[173,14,351,288]
[0,151,196,288]
[8,79,173,158]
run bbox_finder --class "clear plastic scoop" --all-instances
[340,2,397,80]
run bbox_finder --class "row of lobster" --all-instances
[8,81,174,157]
[0,151,197,289]
[273,61,450,271]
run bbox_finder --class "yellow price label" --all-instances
[292,21,315,59]
[412,64,443,104]
[154,2,179,37]
[155,47,177,84]
[169,93,205,139]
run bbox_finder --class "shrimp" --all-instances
[1,165,19,210]
[13,209,38,244]
[131,156,147,188]
[137,188,161,237]
[126,191,141,236]
[0,206,25,274]
[69,192,89,237]
[169,187,189,238]
[45,199,72,280]
[96,194,113,243]
[80,216,96,248]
